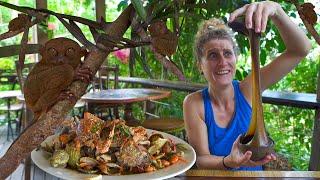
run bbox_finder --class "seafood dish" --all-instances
[39,112,188,175]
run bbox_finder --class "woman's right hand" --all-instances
[224,135,276,168]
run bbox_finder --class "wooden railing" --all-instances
[111,76,320,171]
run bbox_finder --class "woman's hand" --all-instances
[224,135,277,168]
[229,1,282,33]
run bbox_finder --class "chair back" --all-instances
[0,74,18,90]
[14,61,35,91]
[92,64,119,91]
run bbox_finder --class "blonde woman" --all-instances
[183,1,311,170]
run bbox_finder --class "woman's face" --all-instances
[199,39,236,87]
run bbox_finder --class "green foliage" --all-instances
[0,58,15,71]
[132,0,147,21]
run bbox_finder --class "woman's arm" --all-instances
[183,92,226,169]
[229,1,312,99]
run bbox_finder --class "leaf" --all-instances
[235,69,243,80]
[135,48,154,78]
[260,49,266,66]
[117,0,128,11]
[131,0,147,21]
[206,0,218,14]
[146,0,170,23]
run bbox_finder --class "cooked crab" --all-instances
[116,139,151,168]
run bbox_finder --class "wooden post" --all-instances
[309,71,320,170]
[35,0,48,45]
[95,0,105,22]
[95,0,107,66]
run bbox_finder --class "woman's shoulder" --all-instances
[184,90,203,105]
[183,90,205,122]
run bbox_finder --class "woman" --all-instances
[183,1,311,170]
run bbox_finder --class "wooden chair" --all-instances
[0,71,23,140]
[15,62,35,90]
[141,100,185,138]
[14,61,35,132]
[88,64,120,120]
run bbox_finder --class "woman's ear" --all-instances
[196,60,203,74]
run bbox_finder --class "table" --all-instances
[0,90,22,140]
[0,90,21,99]
[21,165,320,180]
[82,88,171,125]
[175,169,320,179]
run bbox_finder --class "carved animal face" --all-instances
[148,21,169,37]
[40,38,87,68]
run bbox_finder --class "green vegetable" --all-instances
[50,150,69,168]
[65,144,81,169]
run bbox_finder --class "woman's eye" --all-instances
[66,48,75,56]
[224,51,233,57]
[208,52,217,59]
[47,48,58,56]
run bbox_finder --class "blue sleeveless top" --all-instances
[202,80,262,171]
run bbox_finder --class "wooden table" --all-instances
[175,169,320,179]
[21,165,320,180]
[82,88,171,125]
[0,90,21,99]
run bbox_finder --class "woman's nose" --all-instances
[217,56,228,65]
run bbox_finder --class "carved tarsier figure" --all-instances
[148,20,178,56]
[8,13,32,31]
[24,37,92,119]
[300,2,317,26]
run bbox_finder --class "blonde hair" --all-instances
[194,18,238,62]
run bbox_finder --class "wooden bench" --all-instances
[141,117,185,138]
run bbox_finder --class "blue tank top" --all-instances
[202,80,262,171]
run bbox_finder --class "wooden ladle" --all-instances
[228,18,274,161]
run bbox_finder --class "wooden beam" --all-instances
[36,0,48,45]
[309,70,320,170]
[109,76,320,109]
[95,0,105,21]
[0,44,41,58]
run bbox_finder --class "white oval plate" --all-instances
[31,129,196,180]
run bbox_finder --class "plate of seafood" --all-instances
[31,112,196,180]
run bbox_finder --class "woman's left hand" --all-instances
[229,1,282,33]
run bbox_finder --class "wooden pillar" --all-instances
[309,71,320,170]
[95,0,105,22]
[35,0,48,45]
[95,0,106,66]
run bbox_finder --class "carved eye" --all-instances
[66,48,75,57]
[47,48,58,56]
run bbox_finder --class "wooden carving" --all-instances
[300,3,317,26]
[8,13,31,32]
[24,37,89,120]
[148,20,178,57]
[229,18,274,161]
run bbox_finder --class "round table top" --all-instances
[0,90,22,99]
[81,88,171,104]
[17,94,25,101]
